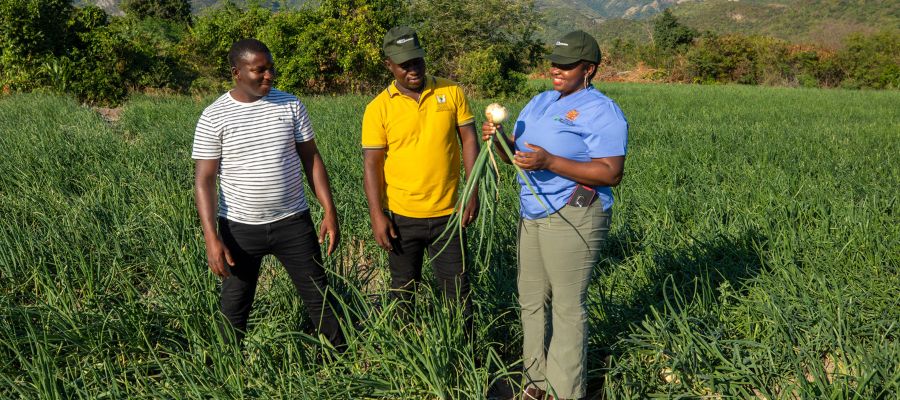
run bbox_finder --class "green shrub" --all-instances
[455,46,527,98]
[273,0,401,93]
[67,25,130,104]
[409,0,543,97]
[788,48,843,88]
[188,0,402,94]
[685,35,726,84]
[183,2,270,82]
[0,0,72,90]
[837,31,900,89]
[112,17,193,92]
[122,0,191,24]
[653,9,696,53]
[255,10,319,91]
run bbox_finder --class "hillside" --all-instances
[543,0,900,48]
[672,0,900,47]
[552,0,680,19]
[76,0,307,15]
[80,0,683,19]
[76,0,900,48]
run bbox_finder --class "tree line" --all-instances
[0,0,542,105]
[0,1,896,106]
[603,10,899,90]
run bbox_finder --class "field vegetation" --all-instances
[1,83,897,398]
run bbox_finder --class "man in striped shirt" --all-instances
[192,39,344,348]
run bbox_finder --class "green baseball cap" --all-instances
[383,26,425,64]
[548,30,601,65]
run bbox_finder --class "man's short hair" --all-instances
[228,39,272,68]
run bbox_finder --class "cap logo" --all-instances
[555,41,569,46]
[397,37,414,44]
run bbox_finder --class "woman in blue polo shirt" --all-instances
[482,31,627,400]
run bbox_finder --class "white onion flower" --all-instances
[485,103,508,124]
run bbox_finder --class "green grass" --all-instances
[0,83,898,398]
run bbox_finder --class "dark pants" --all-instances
[218,211,345,349]
[388,212,472,328]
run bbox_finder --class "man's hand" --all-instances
[319,211,340,256]
[370,212,397,251]
[462,193,479,228]
[195,158,232,278]
[205,237,234,278]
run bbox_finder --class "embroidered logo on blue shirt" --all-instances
[553,116,576,126]
[552,109,580,126]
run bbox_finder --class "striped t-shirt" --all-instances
[192,89,314,224]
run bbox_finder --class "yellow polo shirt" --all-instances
[362,76,475,218]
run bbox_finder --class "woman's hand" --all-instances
[481,121,500,141]
[481,121,513,164]
[513,142,555,171]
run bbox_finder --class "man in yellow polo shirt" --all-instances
[362,26,479,326]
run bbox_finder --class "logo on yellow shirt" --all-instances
[436,94,446,104]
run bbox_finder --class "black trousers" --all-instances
[388,212,472,327]
[218,211,345,348]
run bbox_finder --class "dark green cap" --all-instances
[548,30,601,64]
[383,26,425,64]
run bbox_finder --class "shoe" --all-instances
[522,386,546,400]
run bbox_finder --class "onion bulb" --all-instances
[485,103,508,124]
[660,368,680,384]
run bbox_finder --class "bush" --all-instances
[183,2,271,82]
[686,34,790,85]
[454,46,527,98]
[837,32,900,89]
[278,0,402,93]
[67,25,130,104]
[788,47,842,88]
[409,0,543,97]
[255,10,320,91]
[189,0,403,94]
[112,17,193,92]
[0,0,72,90]
[653,9,696,53]
[122,0,191,24]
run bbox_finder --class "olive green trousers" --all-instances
[518,202,611,399]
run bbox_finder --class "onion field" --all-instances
[1,83,898,399]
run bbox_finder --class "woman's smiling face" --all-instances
[550,61,596,98]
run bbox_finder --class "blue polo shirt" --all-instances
[513,86,628,219]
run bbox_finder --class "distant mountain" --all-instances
[539,0,900,47]
[570,0,684,19]
[670,0,900,47]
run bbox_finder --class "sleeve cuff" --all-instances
[457,117,475,127]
